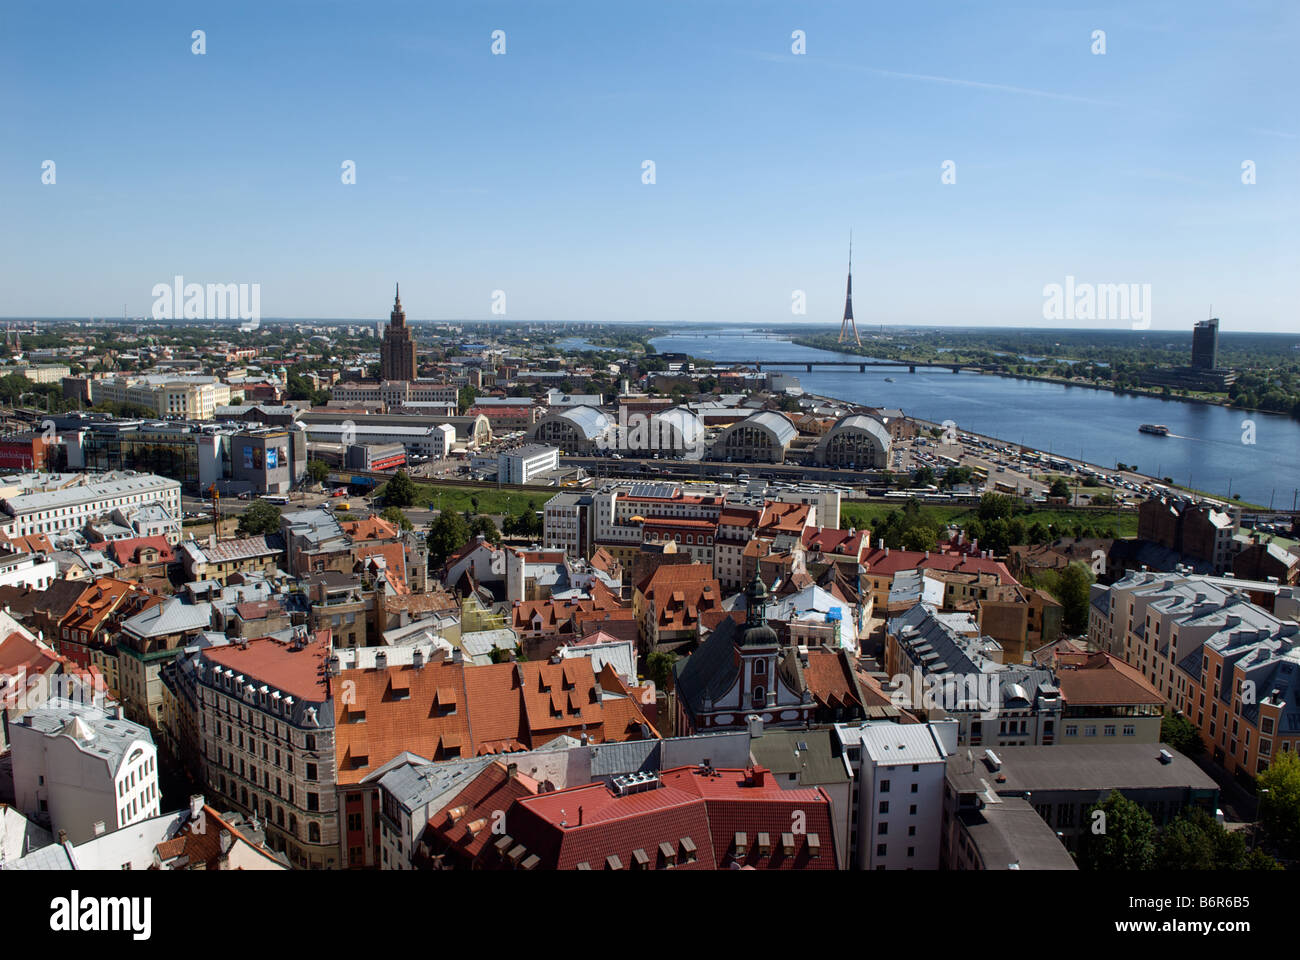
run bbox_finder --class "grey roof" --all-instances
[749,728,850,785]
[826,414,891,446]
[377,758,496,816]
[122,599,212,639]
[673,616,742,709]
[724,410,797,446]
[957,797,1078,870]
[536,405,612,441]
[946,743,1221,796]
[16,700,154,772]
[589,739,661,778]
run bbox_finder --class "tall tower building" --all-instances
[1191,317,1219,370]
[380,284,417,381]
[837,233,861,347]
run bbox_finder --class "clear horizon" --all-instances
[2,1,1296,331]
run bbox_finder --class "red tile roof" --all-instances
[861,547,1018,585]
[203,632,331,703]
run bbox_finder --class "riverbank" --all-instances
[788,335,1291,420]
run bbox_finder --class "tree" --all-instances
[1077,790,1156,870]
[1257,750,1300,859]
[1049,478,1071,499]
[646,650,677,690]
[469,515,501,546]
[384,469,417,508]
[238,500,281,537]
[307,459,330,484]
[1035,561,1094,634]
[426,511,471,568]
[1160,712,1203,757]
[458,386,478,413]
[381,506,413,531]
[1154,809,1247,870]
[977,493,1015,523]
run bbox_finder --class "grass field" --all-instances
[401,482,548,518]
[840,501,1140,538]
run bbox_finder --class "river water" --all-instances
[646,328,1300,510]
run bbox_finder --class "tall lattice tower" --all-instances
[837,233,861,347]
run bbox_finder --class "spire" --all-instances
[837,231,862,347]
[390,283,406,328]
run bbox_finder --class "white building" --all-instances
[836,720,957,870]
[498,443,560,484]
[0,551,58,591]
[0,472,182,540]
[10,700,161,845]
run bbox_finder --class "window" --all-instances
[880,779,890,793]
[879,801,889,815]
[307,792,319,812]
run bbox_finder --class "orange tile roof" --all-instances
[341,515,400,542]
[427,761,542,861]
[203,633,331,703]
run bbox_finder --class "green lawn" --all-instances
[840,501,1140,539]
[395,482,548,518]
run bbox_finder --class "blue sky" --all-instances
[1,0,1296,330]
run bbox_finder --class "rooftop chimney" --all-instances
[189,794,204,820]
[412,648,425,670]
[507,762,518,780]
[374,650,387,670]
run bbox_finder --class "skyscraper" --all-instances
[1192,317,1219,370]
[380,284,417,381]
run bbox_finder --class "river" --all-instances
[647,328,1300,510]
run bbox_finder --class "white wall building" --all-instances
[836,720,956,870]
[498,443,559,484]
[0,472,182,539]
[10,700,161,845]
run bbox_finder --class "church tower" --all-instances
[737,572,780,712]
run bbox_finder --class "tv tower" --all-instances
[837,232,861,347]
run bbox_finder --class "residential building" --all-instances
[10,699,160,845]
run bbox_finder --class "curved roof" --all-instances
[720,410,796,446]
[650,407,705,444]
[826,414,891,447]
[534,405,612,441]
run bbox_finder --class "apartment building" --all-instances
[1089,570,1300,777]
[10,699,160,845]
[0,472,182,539]
[92,375,233,420]
[835,720,957,870]
[166,632,340,869]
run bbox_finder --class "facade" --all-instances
[92,375,233,420]
[836,720,956,870]
[529,405,614,454]
[171,633,340,869]
[812,414,892,468]
[710,410,797,463]
[0,472,182,540]
[1089,570,1300,778]
[498,444,559,484]
[1191,317,1219,370]
[10,700,160,845]
[380,286,417,382]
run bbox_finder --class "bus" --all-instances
[994,481,1016,495]
[264,495,289,505]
